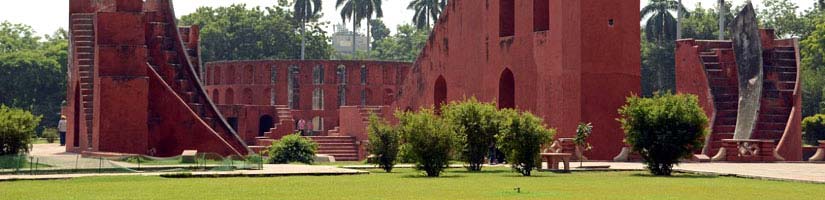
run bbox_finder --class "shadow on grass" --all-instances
[630,172,718,179]
[401,173,465,179]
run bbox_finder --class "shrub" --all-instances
[267,133,318,164]
[496,109,555,176]
[0,105,41,155]
[441,98,501,171]
[618,93,708,176]
[396,143,416,163]
[802,114,825,145]
[367,114,400,172]
[574,122,593,167]
[42,128,58,143]
[396,109,456,177]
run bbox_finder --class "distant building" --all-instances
[332,24,368,57]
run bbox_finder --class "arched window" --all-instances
[499,68,515,109]
[288,65,300,109]
[226,65,235,84]
[313,88,324,110]
[434,76,447,111]
[313,64,324,85]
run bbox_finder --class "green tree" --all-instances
[367,114,399,172]
[441,98,500,171]
[618,93,708,176]
[800,10,825,116]
[0,105,41,155]
[336,0,366,55]
[268,133,318,164]
[759,0,805,38]
[396,109,456,177]
[370,24,429,62]
[407,0,445,29]
[293,0,323,60]
[641,0,688,43]
[369,19,390,47]
[179,4,333,62]
[681,3,733,40]
[802,114,825,145]
[496,109,555,176]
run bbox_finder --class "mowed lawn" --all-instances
[1,167,823,200]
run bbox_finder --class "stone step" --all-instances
[703,62,721,70]
[713,125,735,133]
[77,52,94,59]
[715,102,738,110]
[701,55,719,63]
[716,109,738,118]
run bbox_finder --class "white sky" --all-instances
[0,0,817,37]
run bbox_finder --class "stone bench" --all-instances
[181,150,197,163]
[808,140,825,162]
[541,153,572,172]
[711,139,780,162]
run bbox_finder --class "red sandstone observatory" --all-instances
[64,0,803,162]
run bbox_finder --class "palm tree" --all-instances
[407,0,446,29]
[294,0,322,60]
[336,0,367,56]
[641,0,687,44]
[362,0,383,56]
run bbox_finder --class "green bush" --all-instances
[618,93,708,176]
[0,105,41,155]
[396,143,416,163]
[367,114,400,172]
[802,114,825,145]
[268,133,318,164]
[396,109,456,177]
[496,109,555,176]
[441,98,501,171]
[42,128,58,143]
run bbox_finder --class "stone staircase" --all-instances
[143,2,248,155]
[306,136,359,161]
[753,47,797,140]
[71,13,95,149]
[699,47,737,156]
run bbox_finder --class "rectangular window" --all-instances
[533,0,549,31]
[360,89,367,106]
[338,85,346,107]
[288,65,300,109]
[313,65,324,85]
[500,0,515,37]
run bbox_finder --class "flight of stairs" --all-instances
[143,5,248,155]
[753,47,796,140]
[306,136,359,161]
[700,48,737,156]
[71,13,95,149]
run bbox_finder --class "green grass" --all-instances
[1,167,822,199]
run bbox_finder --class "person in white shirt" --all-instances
[58,115,67,146]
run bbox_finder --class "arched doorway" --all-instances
[258,115,273,137]
[434,76,447,111]
[498,68,515,109]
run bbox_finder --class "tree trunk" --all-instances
[367,17,371,59]
[301,20,306,60]
[352,16,357,58]
[676,0,682,39]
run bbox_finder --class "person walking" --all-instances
[58,115,67,146]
